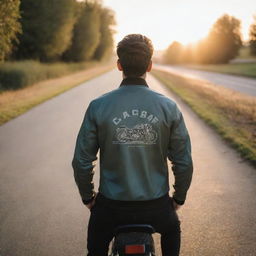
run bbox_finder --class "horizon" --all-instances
[103,0,255,51]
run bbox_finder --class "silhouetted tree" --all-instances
[180,44,197,63]
[249,15,256,56]
[0,0,22,61]
[63,1,101,62]
[14,0,76,61]
[93,7,115,60]
[163,41,184,64]
[200,14,242,63]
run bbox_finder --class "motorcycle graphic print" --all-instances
[114,123,158,145]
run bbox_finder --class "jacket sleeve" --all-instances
[72,101,99,203]
[167,105,193,205]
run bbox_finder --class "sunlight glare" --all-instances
[104,0,255,50]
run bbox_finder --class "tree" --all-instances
[15,0,76,61]
[200,14,242,64]
[63,1,101,62]
[163,41,184,64]
[93,7,115,60]
[249,15,256,56]
[0,0,22,61]
[180,44,197,63]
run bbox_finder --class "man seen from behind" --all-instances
[72,34,193,256]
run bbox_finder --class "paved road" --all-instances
[0,69,256,256]
[154,63,256,97]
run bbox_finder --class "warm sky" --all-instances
[103,0,256,50]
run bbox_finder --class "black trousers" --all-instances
[87,193,181,256]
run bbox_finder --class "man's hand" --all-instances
[85,198,96,210]
[85,193,97,210]
[172,200,182,211]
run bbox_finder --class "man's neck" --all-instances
[122,73,146,79]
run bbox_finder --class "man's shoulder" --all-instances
[147,88,178,108]
[91,88,120,105]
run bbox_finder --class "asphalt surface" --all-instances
[154,64,256,97]
[0,69,256,256]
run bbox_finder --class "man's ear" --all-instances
[117,59,123,71]
[147,60,152,72]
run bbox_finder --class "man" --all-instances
[72,34,193,256]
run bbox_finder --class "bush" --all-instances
[0,60,95,90]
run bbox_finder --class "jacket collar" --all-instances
[119,77,149,87]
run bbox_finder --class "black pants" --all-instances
[87,193,181,256]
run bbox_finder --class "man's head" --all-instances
[117,34,154,78]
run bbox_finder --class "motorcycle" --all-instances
[109,224,156,256]
[116,124,157,144]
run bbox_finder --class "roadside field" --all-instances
[0,63,114,125]
[238,46,256,59]
[152,69,256,166]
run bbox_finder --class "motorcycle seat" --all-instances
[115,224,155,235]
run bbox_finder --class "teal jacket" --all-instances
[72,77,193,205]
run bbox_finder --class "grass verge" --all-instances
[238,46,256,59]
[152,69,256,167]
[182,63,256,78]
[0,63,114,125]
[0,60,102,90]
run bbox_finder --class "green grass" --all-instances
[152,69,256,167]
[238,46,256,59]
[0,60,101,90]
[0,63,114,125]
[182,62,256,78]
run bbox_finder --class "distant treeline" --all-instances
[163,14,256,65]
[0,0,115,63]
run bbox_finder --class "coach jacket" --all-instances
[72,77,193,205]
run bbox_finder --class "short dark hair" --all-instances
[117,34,154,77]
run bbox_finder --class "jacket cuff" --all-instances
[82,192,96,205]
[82,196,95,205]
[173,197,185,205]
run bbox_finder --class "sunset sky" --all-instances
[103,0,256,50]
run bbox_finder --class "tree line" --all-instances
[164,14,256,64]
[0,0,115,63]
